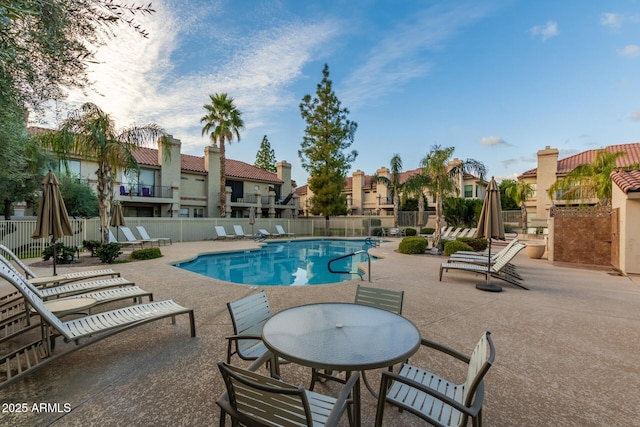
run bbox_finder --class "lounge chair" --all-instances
[135,226,171,245]
[443,227,466,241]
[214,225,232,240]
[217,352,359,427]
[120,226,150,246]
[274,224,295,237]
[375,332,495,427]
[0,263,195,388]
[108,229,143,249]
[0,244,120,287]
[257,228,272,238]
[232,225,252,239]
[440,243,528,289]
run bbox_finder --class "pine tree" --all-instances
[254,135,277,172]
[299,64,357,227]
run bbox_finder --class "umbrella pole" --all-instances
[476,238,502,292]
[52,237,57,276]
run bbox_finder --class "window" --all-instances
[193,208,204,218]
[179,208,189,218]
[228,180,244,202]
[59,160,81,177]
[464,185,473,198]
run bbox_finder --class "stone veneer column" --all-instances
[536,146,559,222]
[352,170,364,215]
[204,146,221,217]
[158,135,182,217]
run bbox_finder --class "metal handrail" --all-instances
[327,250,371,282]
[365,236,380,247]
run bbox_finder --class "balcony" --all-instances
[119,184,173,200]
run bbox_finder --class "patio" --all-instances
[2,239,639,426]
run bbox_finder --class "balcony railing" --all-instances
[119,184,173,199]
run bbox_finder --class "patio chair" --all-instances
[120,226,150,246]
[275,224,295,237]
[136,226,171,246]
[443,227,466,241]
[214,225,232,240]
[0,244,120,288]
[0,264,195,388]
[257,228,272,238]
[448,241,526,281]
[217,353,360,427]
[232,225,252,239]
[108,229,143,249]
[375,331,495,427]
[310,285,404,392]
[440,243,528,289]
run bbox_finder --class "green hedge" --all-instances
[444,240,474,256]
[96,242,122,264]
[420,227,435,235]
[403,228,417,236]
[130,247,162,260]
[398,236,427,254]
[456,237,487,251]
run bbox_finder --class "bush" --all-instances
[82,240,101,257]
[444,240,474,256]
[398,236,427,254]
[420,227,435,235]
[96,242,122,264]
[372,227,388,236]
[42,242,77,264]
[403,228,417,236]
[457,237,487,252]
[130,247,162,260]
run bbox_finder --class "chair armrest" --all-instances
[419,338,471,363]
[225,334,263,341]
[325,372,360,427]
[246,351,274,372]
[381,370,481,418]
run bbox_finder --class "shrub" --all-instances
[504,224,514,233]
[444,240,474,256]
[420,227,435,235]
[96,242,122,264]
[457,237,487,252]
[130,247,162,260]
[82,240,101,257]
[403,228,417,236]
[42,242,77,264]
[372,227,388,236]
[398,236,427,254]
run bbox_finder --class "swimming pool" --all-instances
[174,239,374,286]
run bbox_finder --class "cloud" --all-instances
[617,44,640,57]
[480,136,507,146]
[528,21,558,41]
[600,12,623,29]
[631,109,640,122]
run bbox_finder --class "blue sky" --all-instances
[40,0,640,185]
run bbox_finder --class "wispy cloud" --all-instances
[480,136,508,146]
[600,12,623,29]
[617,44,640,57]
[529,21,559,41]
[631,108,640,122]
[341,3,491,108]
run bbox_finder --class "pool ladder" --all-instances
[365,236,380,248]
[327,250,372,282]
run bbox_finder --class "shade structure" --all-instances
[473,177,504,292]
[32,171,73,275]
[248,206,256,236]
[110,202,126,242]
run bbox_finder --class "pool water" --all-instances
[174,239,373,286]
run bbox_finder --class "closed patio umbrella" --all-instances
[474,177,505,292]
[32,171,73,275]
[110,201,125,242]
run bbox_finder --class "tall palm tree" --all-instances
[503,179,534,229]
[548,149,640,206]
[201,93,245,216]
[41,102,168,243]
[403,173,431,229]
[374,154,403,227]
[419,145,486,251]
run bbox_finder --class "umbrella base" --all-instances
[476,283,502,292]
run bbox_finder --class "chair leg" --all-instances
[219,408,226,427]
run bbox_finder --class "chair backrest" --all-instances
[108,229,118,243]
[120,185,126,195]
[136,226,151,240]
[355,284,404,315]
[233,225,246,235]
[258,229,270,235]
[142,187,150,196]
[0,244,37,278]
[218,361,312,426]
[0,253,44,298]
[215,226,228,237]
[463,332,495,407]
[275,225,286,234]
[491,243,525,273]
[441,226,454,237]
[227,291,272,357]
[120,227,138,242]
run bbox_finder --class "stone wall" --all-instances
[551,206,611,266]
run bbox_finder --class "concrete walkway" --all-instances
[2,239,639,426]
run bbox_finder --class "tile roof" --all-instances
[611,170,640,193]
[521,143,640,177]
[132,147,282,183]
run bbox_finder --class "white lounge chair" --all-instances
[232,225,252,239]
[0,262,195,388]
[214,225,232,240]
[135,226,171,245]
[257,228,272,238]
[108,229,143,249]
[120,226,150,246]
[274,225,294,237]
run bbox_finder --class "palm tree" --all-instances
[201,93,245,217]
[403,173,431,229]
[419,145,486,251]
[548,149,640,206]
[374,154,403,227]
[41,102,168,243]
[503,179,534,230]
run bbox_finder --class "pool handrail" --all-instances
[327,250,371,282]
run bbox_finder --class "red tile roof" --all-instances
[611,170,640,193]
[132,147,282,183]
[521,143,640,177]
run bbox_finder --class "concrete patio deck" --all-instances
[2,238,639,426]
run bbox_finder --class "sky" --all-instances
[36,0,640,186]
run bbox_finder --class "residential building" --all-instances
[611,169,640,275]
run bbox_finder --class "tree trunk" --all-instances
[393,193,399,228]
[3,199,11,220]
[433,192,443,251]
[520,201,527,230]
[417,195,424,229]
[97,163,113,243]
[219,139,226,217]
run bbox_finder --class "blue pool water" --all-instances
[174,239,373,286]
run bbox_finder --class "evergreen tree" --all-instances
[299,64,357,230]
[254,135,277,173]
